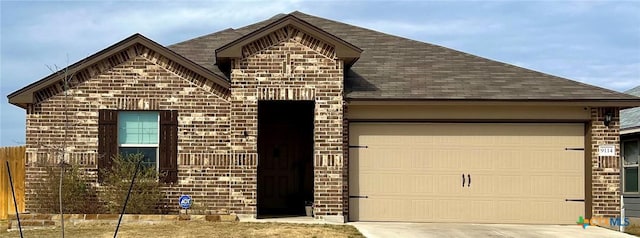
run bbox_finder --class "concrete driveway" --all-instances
[350,222,636,238]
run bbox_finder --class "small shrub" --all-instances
[33,163,103,214]
[188,201,211,215]
[100,153,162,214]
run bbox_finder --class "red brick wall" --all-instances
[230,26,345,218]
[589,107,621,217]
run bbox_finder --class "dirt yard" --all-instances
[0,221,364,238]
[625,224,640,236]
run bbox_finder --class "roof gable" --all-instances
[8,34,230,108]
[215,14,362,66]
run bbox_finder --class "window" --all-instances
[118,111,159,169]
[623,139,640,193]
[98,110,178,183]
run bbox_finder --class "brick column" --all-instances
[589,107,621,217]
[230,30,345,220]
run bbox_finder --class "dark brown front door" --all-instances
[257,101,314,216]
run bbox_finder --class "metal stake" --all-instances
[7,161,23,238]
[114,159,142,238]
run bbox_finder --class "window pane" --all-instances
[119,147,157,169]
[624,141,639,165]
[118,111,158,144]
[625,167,638,193]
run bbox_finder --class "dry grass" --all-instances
[0,221,364,238]
[625,224,640,236]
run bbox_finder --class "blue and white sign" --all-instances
[179,195,192,209]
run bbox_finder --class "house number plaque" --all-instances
[598,144,615,156]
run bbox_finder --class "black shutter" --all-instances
[98,109,118,183]
[159,110,178,183]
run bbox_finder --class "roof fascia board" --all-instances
[346,99,640,107]
[8,34,141,102]
[622,127,640,135]
[8,34,229,108]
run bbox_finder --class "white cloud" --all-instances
[23,1,300,46]
[519,59,640,92]
[574,62,640,92]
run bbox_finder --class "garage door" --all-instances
[349,123,585,224]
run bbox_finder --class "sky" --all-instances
[1,0,639,146]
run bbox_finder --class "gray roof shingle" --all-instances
[622,86,640,130]
[169,11,640,101]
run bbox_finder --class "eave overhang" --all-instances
[8,33,230,109]
[346,98,640,108]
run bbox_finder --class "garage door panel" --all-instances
[409,175,435,194]
[359,173,459,197]
[409,200,436,220]
[437,199,469,220]
[349,123,585,224]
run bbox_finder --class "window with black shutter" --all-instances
[98,110,178,183]
[159,110,178,183]
[98,110,118,183]
[118,111,160,169]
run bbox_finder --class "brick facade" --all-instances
[24,44,235,214]
[18,22,625,222]
[229,26,345,218]
[589,107,622,217]
[23,26,346,219]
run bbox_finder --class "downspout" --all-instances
[620,116,625,233]
[620,194,625,233]
[621,141,625,233]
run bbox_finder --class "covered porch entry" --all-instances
[257,100,314,217]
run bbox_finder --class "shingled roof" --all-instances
[169,11,640,102]
[621,86,640,132]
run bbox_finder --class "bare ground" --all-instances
[0,221,364,238]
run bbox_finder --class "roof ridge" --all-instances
[167,28,239,48]
[290,11,437,46]
[233,13,288,34]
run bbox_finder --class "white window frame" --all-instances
[118,111,160,171]
[622,139,640,194]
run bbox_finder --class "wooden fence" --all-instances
[0,146,25,220]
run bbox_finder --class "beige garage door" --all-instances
[349,123,585,224]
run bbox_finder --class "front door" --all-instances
[257,101,314,217]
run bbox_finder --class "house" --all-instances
[7,11,640,224]
[621,86,640,217]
